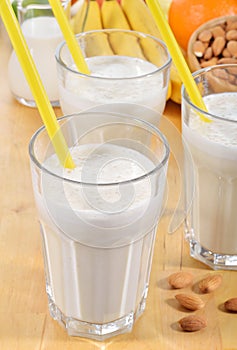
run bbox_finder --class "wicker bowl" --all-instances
[187,15,237,72]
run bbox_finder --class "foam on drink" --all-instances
[58,55,167,118]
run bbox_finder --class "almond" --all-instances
[211,25,225,38]
[222,48,232,58]
[198,274,222,293]
[217,57,237,64]
[175,293,205,311]
[227,40,237,57]
[224,298,237,312]
[193,40,206,57]
[213,68,229,80]
[198,29,212,43]
[226,29,237,41]
[228,74,237,85]
[179,315,207,332]
[226,65,237,75]
[204,46,213,60]
[212,36,226,56]
[168,271,193,289]
[200,57,218,68]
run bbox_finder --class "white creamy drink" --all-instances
[183,92,237,255]
[8,17,63,104]
[58,55,167,120]
[36,143,166,327]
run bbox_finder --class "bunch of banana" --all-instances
[70,0,183,104]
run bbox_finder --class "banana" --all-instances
[83,0,103,31]
[121,0,162,38]
[101,0,130,30]
[71,0,113,57]
[70,0,87,33]
[84,33,114,57]
[138,36,172,101]
[170,65,182,104]
[121,0,182,104]
[109,32,146,58]
[166,80,172,100]
[101,0,145,59]
[139,36,164,66]
[72,0,102,34]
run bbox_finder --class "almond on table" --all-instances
[168,271,193,289]
[198,274,223,293]
[179,315,207,332]
[224,298,237,312]
[175,293,205,311]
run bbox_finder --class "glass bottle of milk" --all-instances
[8,0,70,107]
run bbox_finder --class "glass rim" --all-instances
[181,64,237,124]
[29,111,170,187]
[55,28,172,81]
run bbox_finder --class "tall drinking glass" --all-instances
[55,29,171,125]
[182,64,237,270]
[29,109,169,340]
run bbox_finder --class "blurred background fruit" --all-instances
[70,0,182,104]
[168,0,237,51]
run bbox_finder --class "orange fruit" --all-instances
[168,0,237,51]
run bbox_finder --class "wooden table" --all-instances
[0,20,237,350]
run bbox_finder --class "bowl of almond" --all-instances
[187,15,237,72]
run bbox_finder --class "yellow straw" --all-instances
[146,0,210,123]
[0,0,75,169]
[48,0,90,74]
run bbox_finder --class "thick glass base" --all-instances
[13,94,59,108]
[47,292,147,341]
[189,239,237,271]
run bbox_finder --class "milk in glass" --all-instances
[183,92,237,264]
[37,143,166,325]
[8,16,63,105]
[29,111,169,339]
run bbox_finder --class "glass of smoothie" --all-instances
[182,64,237,270]
[29,108,169,340]
[8,0,70,107]
[55,29,171,125]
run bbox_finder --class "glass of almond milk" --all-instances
[8,0,70,107]
[29,108,169,340]
[182,64,237,270]
[55,29,171,125]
